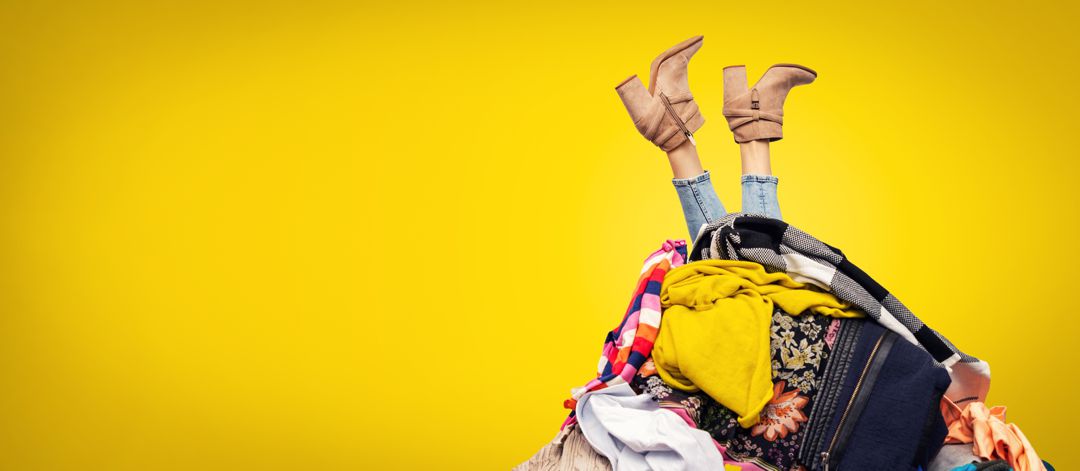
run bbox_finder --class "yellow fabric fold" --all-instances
[651,259,864,428]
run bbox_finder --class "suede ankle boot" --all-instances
[722,64,816,143]
[615,36,705,152]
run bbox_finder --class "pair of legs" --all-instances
[668,139,780,240]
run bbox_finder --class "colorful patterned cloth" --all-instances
[562,240,687,424]
[634,308,842,471]
[651,259,863,428]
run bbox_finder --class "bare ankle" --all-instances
[739,139,772,175]
[666,141,705,179]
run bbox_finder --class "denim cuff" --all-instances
[672,170,712,187]
[741,174,779,184]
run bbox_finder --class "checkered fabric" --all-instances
[689,213,990,403]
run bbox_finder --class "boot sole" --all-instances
[769,63,818,77]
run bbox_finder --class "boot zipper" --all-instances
[659,92,696,146]
[819,331,896,471]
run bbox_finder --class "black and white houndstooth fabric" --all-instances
[689,213,991,403]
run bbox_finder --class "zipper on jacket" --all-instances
[659,92,696,146]
[819,330,896,471]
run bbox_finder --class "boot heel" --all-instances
[723,65,749,104]
[615,75,652,135]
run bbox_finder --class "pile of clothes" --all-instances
[518,214,1051,471]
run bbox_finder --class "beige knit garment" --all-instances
[513,425,611,471]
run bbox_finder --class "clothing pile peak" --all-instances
[519,214,1047,471]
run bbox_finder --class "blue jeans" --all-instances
[672,171,780,240]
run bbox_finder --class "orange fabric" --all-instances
[940,397,1044,471]
[639,358,658,378]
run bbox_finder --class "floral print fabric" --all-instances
[752,380,809,442]
[631,307,839,470]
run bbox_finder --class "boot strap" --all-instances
[722,109,784,130]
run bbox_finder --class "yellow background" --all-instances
[1,1,1077,469]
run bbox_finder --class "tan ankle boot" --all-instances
[722,64,817,143]
[615,36,705,152]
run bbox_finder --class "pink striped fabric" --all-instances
[562,240,687,426]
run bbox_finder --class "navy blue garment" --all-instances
[812,321,951,470]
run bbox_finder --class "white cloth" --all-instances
[574,383,724,471]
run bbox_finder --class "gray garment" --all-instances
[928,443,982,471]
[515,425,610,471]
[975,460,1011,471]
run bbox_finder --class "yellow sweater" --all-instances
[652,259,864,428]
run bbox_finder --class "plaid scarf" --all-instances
[690,213,991,404]
[562,240,687,424]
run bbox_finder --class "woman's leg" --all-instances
[739,140,781,219]
[668,138,781,241]
[668,141,727,240]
